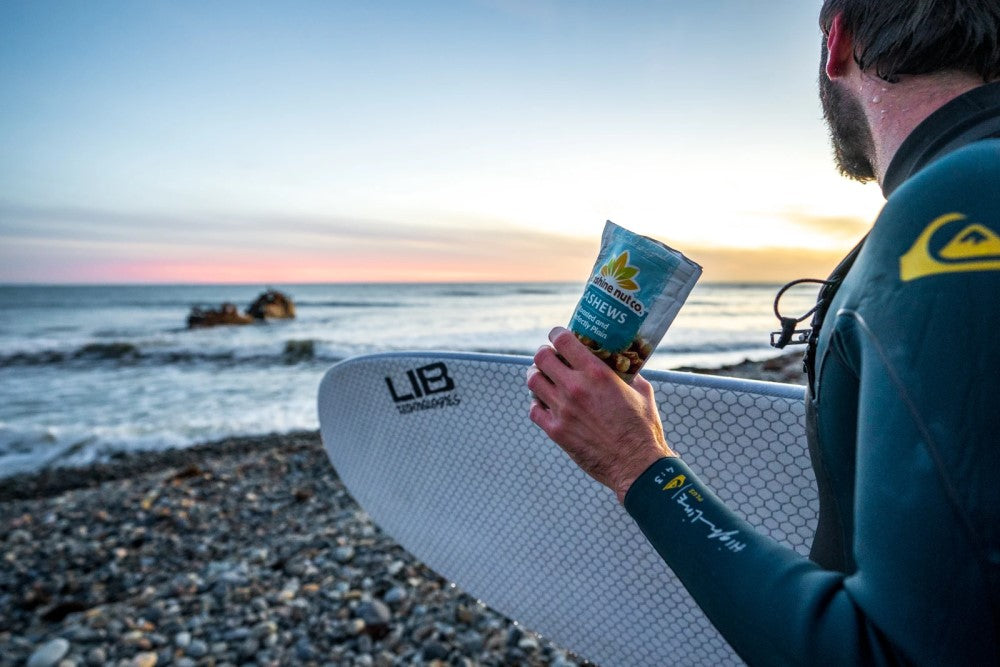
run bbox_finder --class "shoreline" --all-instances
[0,351,805,502]
[0,351,802,666]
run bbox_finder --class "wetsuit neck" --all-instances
[882,81,1000,198]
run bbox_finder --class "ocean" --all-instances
[0,282,817,478]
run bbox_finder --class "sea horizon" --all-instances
[0,281,816,478]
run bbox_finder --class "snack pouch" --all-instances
[569,220,702,382]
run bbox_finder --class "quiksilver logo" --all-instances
[662,474,687,491]
[900,212,1000,282]
[385,362,461,415]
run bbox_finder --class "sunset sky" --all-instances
[0,0,886,284]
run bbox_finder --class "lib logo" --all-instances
[900,212,1000,281]
[385,362,461,415]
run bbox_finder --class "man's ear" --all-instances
[825,13,854,80]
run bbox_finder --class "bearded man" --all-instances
[527,1,1000,663]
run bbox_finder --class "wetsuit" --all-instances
[624,81,1000,665]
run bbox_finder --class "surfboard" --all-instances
[317,351,815,667]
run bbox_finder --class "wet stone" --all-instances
[184,639,208,658]
[333,546,355,563]
[518,635,541,652]
[355,600,391,626]
[237,637,260,658]
[421,641,450,661]
[294,638,316,662]
[383,586,407,605]
[86,647,107,666]
[27,638,71,667]
[129,651,158,667]
[459,630,485,654]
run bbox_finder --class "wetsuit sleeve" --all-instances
[626,141,1000,665]
[625,458,869,665]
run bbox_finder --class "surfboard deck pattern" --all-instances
[318,352,815,666]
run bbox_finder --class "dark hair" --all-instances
[819,0,1000,82]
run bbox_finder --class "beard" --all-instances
[819,44,877,182]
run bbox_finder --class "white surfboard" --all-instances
[317,352,815,667]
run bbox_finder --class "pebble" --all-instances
[0,433,594,666]
[27,638,70,667]
[355,599,391,627]
[10,528,32,543]
[422,641,450,660]
[294,638,316,662]
[383,586,407,605]
[459,630,485,653]
[86,647,106,666]
[129,652,157,667]
[252,621,277,639]
[519,635,541,652]
[184,639,208,658]
[238,637,260,658]
[333,545,355,563]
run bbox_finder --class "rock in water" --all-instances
[186,302,254,328]
[247,289,295,320]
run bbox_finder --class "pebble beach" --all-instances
[1,352,804,667]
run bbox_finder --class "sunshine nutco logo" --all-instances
[589,251,647,316]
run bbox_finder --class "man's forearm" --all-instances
[624,457,882,665]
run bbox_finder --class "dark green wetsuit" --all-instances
[625,82,1000,665]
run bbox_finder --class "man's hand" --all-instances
[527,326,676,504]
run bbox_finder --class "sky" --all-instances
[0,0,887,284]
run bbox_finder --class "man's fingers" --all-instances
[528,398,555,431]
[526,366,556,408]
[632,373,655,399]
[533,343,573,384]
[548,326,605,371]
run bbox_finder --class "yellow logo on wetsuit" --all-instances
[900,212,1000,282]
[662,474,686,491]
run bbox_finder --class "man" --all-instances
[527,1,1000,664]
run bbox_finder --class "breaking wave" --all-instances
[0,339,337,369]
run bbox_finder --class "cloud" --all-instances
[0,202,597,283]
[0,202,864,284]
[777,209,872,241]
[686,245,853,283]
[0,201,590,251]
